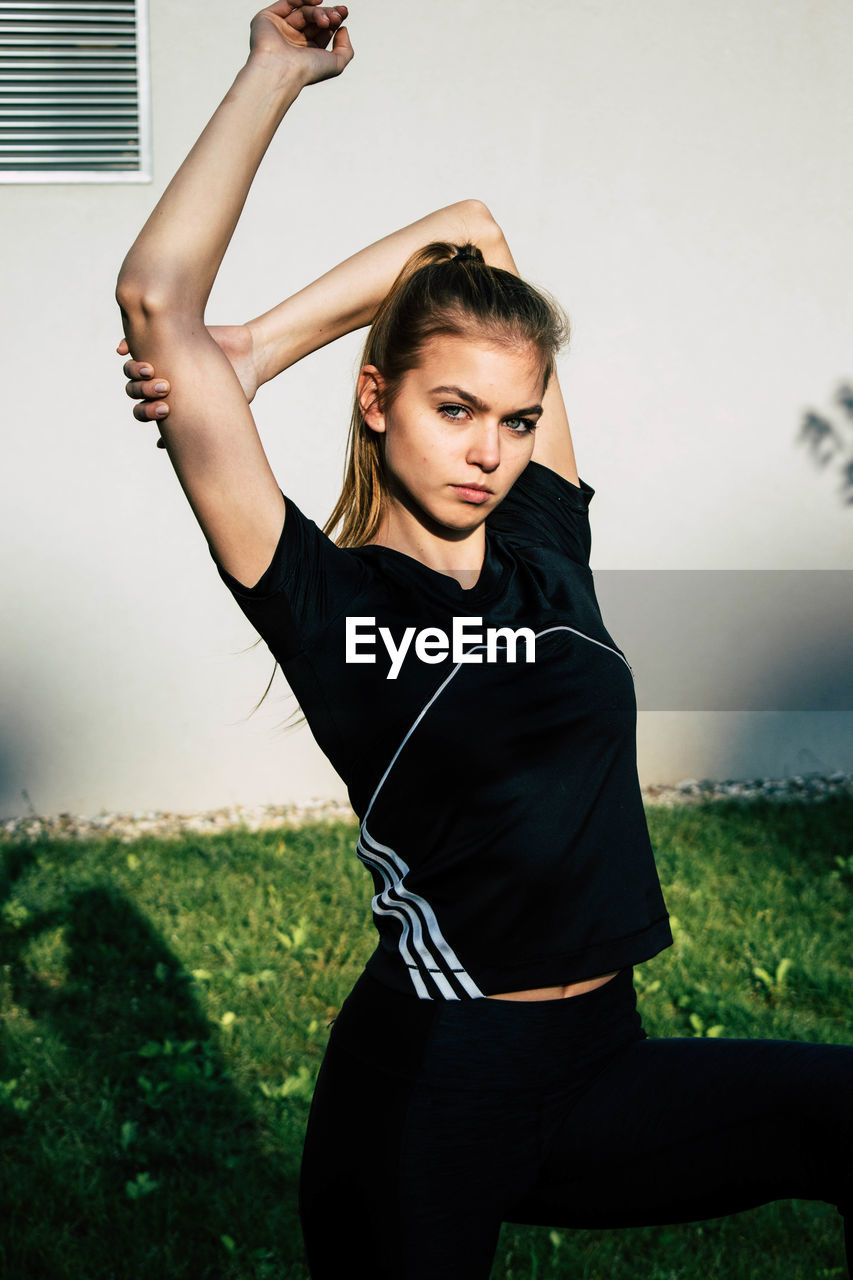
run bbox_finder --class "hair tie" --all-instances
[453,244,480,263]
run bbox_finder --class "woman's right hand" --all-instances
[249,1,353,88]
[118,324,261,441]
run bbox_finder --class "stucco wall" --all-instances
[2,0,851,817]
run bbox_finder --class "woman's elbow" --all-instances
[115,269,198,347]
[460,197,500,237]
[115,269,169,325]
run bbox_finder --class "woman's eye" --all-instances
[438,405,535,433]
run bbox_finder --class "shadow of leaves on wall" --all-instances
[797,380,853,506]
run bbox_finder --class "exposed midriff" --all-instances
[486,969,621,1002]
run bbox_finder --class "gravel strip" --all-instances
[0,797,357,844]
[640,770,853,808]
[2,773,852,844]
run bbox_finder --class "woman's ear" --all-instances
[357,365,387,434]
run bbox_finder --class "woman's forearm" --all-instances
[246,198,515,387]
[117,55,304,320]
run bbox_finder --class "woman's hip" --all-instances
[323,963,647,1092]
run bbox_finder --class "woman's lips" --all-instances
[451,485,491,503]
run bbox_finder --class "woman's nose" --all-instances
[466,421,501,470]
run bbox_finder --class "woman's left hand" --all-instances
[249,1,353,88]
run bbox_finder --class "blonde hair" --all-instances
[254,238,571,727]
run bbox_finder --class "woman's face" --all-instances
[359,332,544,537]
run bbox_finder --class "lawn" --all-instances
[1,795,850,1279]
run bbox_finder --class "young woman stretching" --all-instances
[116,4,853,1276]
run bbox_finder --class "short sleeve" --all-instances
[486,460,595,566]
[210,489,366,664]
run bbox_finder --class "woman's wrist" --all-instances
[241,47,311,100]
[246,310,301,389]
[223,53,306,140]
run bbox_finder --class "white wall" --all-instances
[2,0,851,818]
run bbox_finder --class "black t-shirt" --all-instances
[212,460,673,999]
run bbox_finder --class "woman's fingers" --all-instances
[124,376,170,400]
[309,5,347,35]
[122,360,169,394]
[267,1,344,31]
[118,345,168,422]
[121,356,153,378]
[273,2,347,44]
[121,355,170,422]
[265,0,323,11]
[329,22,353,63]
[132,398,169,423]
[117,344,154,380]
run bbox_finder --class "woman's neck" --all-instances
[365,513,487,590]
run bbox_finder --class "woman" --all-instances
[116,4,852,1277]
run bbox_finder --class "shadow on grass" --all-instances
[0,848,306,1280]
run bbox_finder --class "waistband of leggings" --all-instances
[327,965,645,1089]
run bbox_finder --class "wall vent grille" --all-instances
[0,0,150,182]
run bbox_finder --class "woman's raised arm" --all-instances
[248,200,503,386]
[120,199,500,422]
[120,188,581,487]
[115,2,353,589]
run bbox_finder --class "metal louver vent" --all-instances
[0,0,150,182]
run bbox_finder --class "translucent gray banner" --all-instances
[592,571,853,711]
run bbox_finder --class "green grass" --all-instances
[1,796,850,1279]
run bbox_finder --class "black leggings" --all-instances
[298,966,853,1279]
